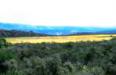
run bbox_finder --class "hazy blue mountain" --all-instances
[0,23,116,35]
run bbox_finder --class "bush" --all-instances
[0,38,116,75]
[0,38,8,48]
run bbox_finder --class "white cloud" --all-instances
[70,30,78,33]
[56,32,63,35]
[0,0,115,27]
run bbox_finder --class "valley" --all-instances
[5,34,116,44]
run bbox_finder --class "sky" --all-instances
[0,0,115,27]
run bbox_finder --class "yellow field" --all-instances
[5,34,116,44]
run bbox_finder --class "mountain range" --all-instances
[0,23,116,35]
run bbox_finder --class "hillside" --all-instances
[0,29,46,37]
[1,22,116,35]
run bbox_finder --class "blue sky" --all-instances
[0,0,115,27]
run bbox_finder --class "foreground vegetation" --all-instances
[0,37,116,75]
[6,34,116,44]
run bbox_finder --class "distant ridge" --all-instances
[0,22,116,35]
[0,29,46,37]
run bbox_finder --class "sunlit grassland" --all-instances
[5,34,116,44]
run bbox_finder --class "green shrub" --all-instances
[0,38,8,48]
[0,37,116,75]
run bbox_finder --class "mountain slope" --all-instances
[0,23,116,35]
[0,29,46,37]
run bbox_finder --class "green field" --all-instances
[5,34,116,44]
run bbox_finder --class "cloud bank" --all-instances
[0,0,115,27]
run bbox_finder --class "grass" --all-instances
[5,34,116,44]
